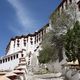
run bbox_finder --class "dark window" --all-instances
[17,43,20,47]
[39,33,40,37]
[5,58,7,62]
[24,39,26,46]
[37,35,38,39]
[39,43,41,45]
[34,49,37,52]
[3,59,5,63]
[34,36,36,44]
[17,39,20,47]
[16,54,18,58]
[27,38,28,42]
[37,46,39,49]
[21,54,24,57]
[39,38,40,41]
[78,3,80,11]
[38,33,41,41]
[8,57,10,61]
[62,4,64,11]
[0,60,2,64]
[14,55,15,59]
[17,39,19,42]
[29,52,31,58]
[31,41,33,45]
[11,56,13,60]
[30,37,32,40]
[69,0,72,3]
[42,31,43,40]
[14,41,15,48]
[42,31,43,35]
[37,39,38,43]
[36,36,38,42]
[30,37,33,45]
[24,43,26,46]
[35,36,36,40]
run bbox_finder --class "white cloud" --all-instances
[7,0,36,32]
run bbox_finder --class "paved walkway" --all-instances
[26,73,64,80]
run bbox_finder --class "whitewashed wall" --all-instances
[0,58,19,70]
[0,51,24,70]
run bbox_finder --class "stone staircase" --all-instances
[4,57,28,80]
[14,57,28,80]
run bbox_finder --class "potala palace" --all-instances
[0,0,80,80]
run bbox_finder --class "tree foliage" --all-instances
[50,1,77,62]
[64,21,80,65]
[38,1,78,64]
[50,11,73,62]
[38,32,58,64]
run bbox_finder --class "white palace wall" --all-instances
[0,49,27,71]
[0,52,21,70]
[0,24,49,71]
[0,0,80,72]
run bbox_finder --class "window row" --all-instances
[14,39,27,47]
[13,30,45,47]
[58,0,72,14]
[77,1,80,11]
[0,54,18,64]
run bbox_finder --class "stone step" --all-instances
[18,63,27,66]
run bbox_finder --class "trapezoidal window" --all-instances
[34,36,36,44]
[3,59,5,63]
[31,41,33,45]
[16,54,18,58]
[8,57,10,61]
[24,39,26,46]
[0,60,2,64]
[14,41,15,48]
[21,54,24,57]
[11,56,13,60]
[14,55,15,59]
[78,2,80,11]
[69,0,72,4]
[30,37,33,40]
[17,39,20,47]
[5,58,7,62]
[65,0,68,9]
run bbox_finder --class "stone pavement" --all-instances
[26,73,64,80]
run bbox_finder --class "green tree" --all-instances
[38,32,58,64]
[50,1,77,62]
[50,11,73,62]
[65,21,80,65]
[38,1,78,64]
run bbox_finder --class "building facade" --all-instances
[0,0,80,80]
[0,24,50,70]
[0,0,80,72]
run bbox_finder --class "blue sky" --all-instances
[0,0,61,56]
